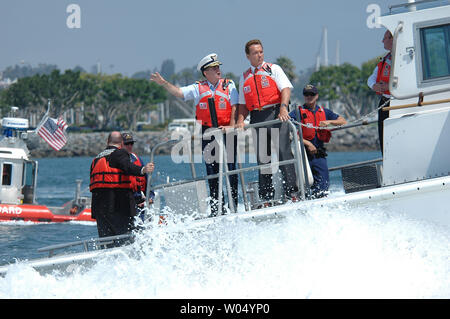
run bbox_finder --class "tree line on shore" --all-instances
[0,56,380,131]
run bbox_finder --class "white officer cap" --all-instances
[197,53,222,72]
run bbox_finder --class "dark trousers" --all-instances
[250,108,298,200]
[308,156,329,196]
[202,126,238,215]
[91,189,137,243]
[378,96,390,154]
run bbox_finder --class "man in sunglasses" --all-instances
[122,132,153,221]
[290,85,346,198]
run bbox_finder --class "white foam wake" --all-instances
[0,204,449,298]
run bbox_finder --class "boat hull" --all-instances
[215,175,450,229]
[0,204,94,223]
[1,175,448,277]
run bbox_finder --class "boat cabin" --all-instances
[0,116,38,205]
[379,1,450,186]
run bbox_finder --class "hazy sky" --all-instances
[0,0,401,76]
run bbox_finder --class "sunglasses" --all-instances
[124,142,134,146]
[303,92,317,97]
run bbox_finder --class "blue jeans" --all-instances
[308,157,329,196]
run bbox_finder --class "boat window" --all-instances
[420,23,450,80]
[2,163,12,186]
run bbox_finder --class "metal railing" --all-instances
[145,116,386,215]
[146,119,309,215]
[389,0,449,13]
[329,158,383,172]
[37,234,133,257]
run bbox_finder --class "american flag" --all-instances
[37,116,68,151]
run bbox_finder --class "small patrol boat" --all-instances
[0,108,94,223]
[0,0,449,276]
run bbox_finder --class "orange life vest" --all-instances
[89,149,132,191]
[299,106,331,143]
[242,62,282,111]
[196,79,232,127]
[130,153,146,193]
[376,53,391,95]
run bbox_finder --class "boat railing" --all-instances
[388,0,450,14]
[329,158,383,172]
[146,118,309,214]
[382,97,450,112]
[327,119,377,132]
[147,115,388,215]
[37,234,134,257]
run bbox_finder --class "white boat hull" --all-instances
[207,175,450,229]
[1,175,448,277]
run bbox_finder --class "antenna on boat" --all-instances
[323,27,328,67]
[10,106,19,117]
[336,40,340,66]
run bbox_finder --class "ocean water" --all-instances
[0,152,449,299]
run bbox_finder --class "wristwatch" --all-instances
[281,103,288,108]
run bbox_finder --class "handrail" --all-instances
[382,98,450,111]
[329,158,383,172]
[240,119,307,200]
[328,120,377,132]
[149,119,309,210]
[146,137,183,202]
[389,21,404,98]
[38,234,133,257]
[146,116,386,215]
[292,108,310,197]
[388,0,443,12]
[150,158,299,191]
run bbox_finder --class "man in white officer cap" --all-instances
[150,53,239,216]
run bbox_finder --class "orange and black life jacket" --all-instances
[130,153,146,193]
[299,106,332,143]
[195,79,233,127]
[376,53,391,95]
[242,62,282,111]
[89,148,132,191]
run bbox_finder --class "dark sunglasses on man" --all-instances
[304,92,317,97]
[124,142,134,146]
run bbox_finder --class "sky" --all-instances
[0,0,403,77]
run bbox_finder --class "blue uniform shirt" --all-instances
[289,105,339,149]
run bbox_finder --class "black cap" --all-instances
[122,132,135,144]
[303,84,318,95]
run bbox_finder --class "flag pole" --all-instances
[33,99,52,134]
[44,99,51,117]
